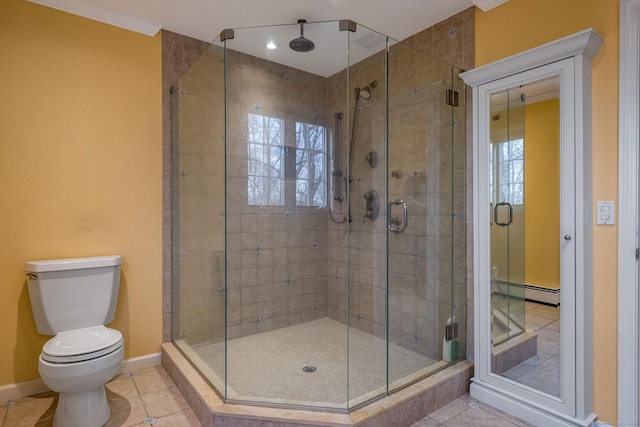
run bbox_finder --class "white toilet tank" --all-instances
[25,255,122,335]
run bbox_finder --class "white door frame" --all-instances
[462,29,603,427]
[618,0,640,425]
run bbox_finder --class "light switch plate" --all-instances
[596,201,614,225]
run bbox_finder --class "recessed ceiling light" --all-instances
[266,41,277,50]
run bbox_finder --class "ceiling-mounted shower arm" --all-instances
[290,19,315,52]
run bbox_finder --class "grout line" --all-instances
[127,370,154,425]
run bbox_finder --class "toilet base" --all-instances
[53,385,110,427]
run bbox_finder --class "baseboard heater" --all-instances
[493,281,560,306]
[524,284,560,306]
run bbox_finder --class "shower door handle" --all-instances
[388,199,408,234]
[490,203,494,226]
[494,202,513,227]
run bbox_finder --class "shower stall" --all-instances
[170,19,466,411]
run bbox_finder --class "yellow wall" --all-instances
[476,0,619,423]
[0,0,162,385]
[525,99,560,289]
[489,99,560,289]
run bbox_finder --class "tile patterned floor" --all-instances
[410,393,535,427]
[0,364,532,427]
[0,366,200,427]
[500,301,561,397]
[181,317,440,407]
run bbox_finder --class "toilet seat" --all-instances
[41,326,123,363]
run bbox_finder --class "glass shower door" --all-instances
[490,88,525,346]
[385,39,463,392]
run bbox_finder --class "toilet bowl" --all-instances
[38,326,124,426]
[26,255,124,427]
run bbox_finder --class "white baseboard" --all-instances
[116,352,161,375]
[0,378,49,404]
[0,352,161,403]
[471,380,596,427]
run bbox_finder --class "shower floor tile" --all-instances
[186,317,441,408]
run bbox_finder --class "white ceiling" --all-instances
[28,0,486,76]
[28,0,476,44]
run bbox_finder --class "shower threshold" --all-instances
[162,341,472,426]
[175,317,447,409]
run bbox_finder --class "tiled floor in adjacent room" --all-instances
[0,365,532,427]
[501,301,561,397]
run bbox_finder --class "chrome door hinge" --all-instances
[635,247,639,260]
[446,89,459,107]
[445,323,459,341]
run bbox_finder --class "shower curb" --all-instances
[161,342,472,426]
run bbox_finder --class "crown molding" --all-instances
[460,28,603,87]
[472,0,510,12]
[27,0,162,37]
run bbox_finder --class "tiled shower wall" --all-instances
[223,49,330,339]
[163,9,474,359]
[171,45,334,344]
[324,34,469,361]
[162,31,210,343]
[171,46,226,345]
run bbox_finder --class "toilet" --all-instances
[25,255,124,427]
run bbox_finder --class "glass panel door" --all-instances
[490,88,526,347]
[386,39,460,393]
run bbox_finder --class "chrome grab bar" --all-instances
[387,199,408,233]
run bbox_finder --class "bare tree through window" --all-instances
[295,122,327,207]
[490,138,524,205]
[247,113,284,206]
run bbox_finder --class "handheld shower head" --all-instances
[355,80,378,99]
[357,86,371,99]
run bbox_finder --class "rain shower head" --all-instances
[355,80,378,99]
[289,19,315,52]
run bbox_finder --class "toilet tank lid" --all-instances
[25,255,122,273]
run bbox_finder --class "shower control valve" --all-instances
[363,190,379,221]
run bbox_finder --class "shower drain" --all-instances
[302,365,317,373]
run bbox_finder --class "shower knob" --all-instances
[364,192,372,201]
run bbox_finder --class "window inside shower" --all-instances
[247,113,285,206]
[170,19,466,411]
[295,121,326,207]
